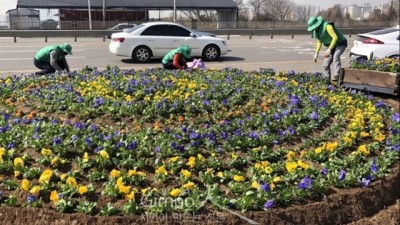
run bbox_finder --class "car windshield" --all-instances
[124,24,145,33]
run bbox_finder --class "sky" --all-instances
[0,0,387,21]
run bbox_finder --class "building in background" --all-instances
[345,3,372,20]
[58,9,147,29]
[6,8,40,29]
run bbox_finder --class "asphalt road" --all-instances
[0,34,354,77]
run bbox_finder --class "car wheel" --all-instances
[202,45,220,61]
[132,46,152,63]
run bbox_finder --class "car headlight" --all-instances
[222,41,227,45]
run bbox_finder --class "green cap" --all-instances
[61,43,73,55]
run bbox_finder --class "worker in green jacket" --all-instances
[307,16,347,83]
[33,43,73,75]
[162,45,191,70]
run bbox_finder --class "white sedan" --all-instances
[109,21,230,62]
[350,25,399,60]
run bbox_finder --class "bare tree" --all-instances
[180,10,217,21]
[234,0,251,20]
[367,8,383,21]
[318,4,344,22]
[248,0,266,20]
[385,0,398,22]
[294,5,312,22]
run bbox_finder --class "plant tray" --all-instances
[339,68,399,95]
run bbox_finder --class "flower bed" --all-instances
[0,67,398,217]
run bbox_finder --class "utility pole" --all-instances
[173,0,176,22]
[102,0,106,28]
[88,0,92,30]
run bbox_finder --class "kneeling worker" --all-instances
[162,45,191,70]
[34,43,73,75]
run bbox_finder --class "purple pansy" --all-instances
[339,169,347,181]
[263,199,275,210]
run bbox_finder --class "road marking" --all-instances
[0,56,86,61]
[0,45,85,48]
[0,49,85,53]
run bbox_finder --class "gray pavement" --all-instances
[0,35,354,77]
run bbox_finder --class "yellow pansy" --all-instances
[66,177,78,188]
[261,161,269,167]
[374,133,385,142]
[118,184,131,194]
[264,166,273,174]
[326,142,338,152]
[51,157,59,166]
[29,185,41,196]
[14,157,24,167]
[39,169,53,184]
[169,188,182,198]
[187,157,196,168]
[273,177,281,183]
[197,154,206,162]
[297,160,310,170]
[285,161,298,173]
[41,148,52,156]
[60,173,68,181]
[358,145,370,156]
[231,153,238,159]
[360,131,369,138]
[342,136,353,145]
[78,186,88,195]
[125,191,135,201]
[0,147,6,157]
[155,165,168,175]
[170,156,180,163]
[233,175,245,182]
[21,179,30,191]
[141,188,149,196]
[205,168,214,174]
[110,169,121,178]
[181,169,191,178]
[83,152,89,162]
[14,170,21,178]
[217,171,224,178]
[50,190,60,203]
[286,151,295,160]
[251,180,259,189]
[270,182,276,191]
[183,182,195,190]
[99,150,109,159]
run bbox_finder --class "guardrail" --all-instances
[0,27,386,42]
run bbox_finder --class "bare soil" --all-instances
[0,165,398,225]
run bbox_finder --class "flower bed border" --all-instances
[0,165,398,225]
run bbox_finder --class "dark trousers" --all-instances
[34,58,67,75]
[162,58,186,70]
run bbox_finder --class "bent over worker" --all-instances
[162,45,192,70]
[34,43,73,75]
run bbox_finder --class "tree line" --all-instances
[180,0,399,23]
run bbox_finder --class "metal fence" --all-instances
[0,19,396,43]
[0,19,397,30]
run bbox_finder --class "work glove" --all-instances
[324,48,331,58]
[313,53,318,62]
